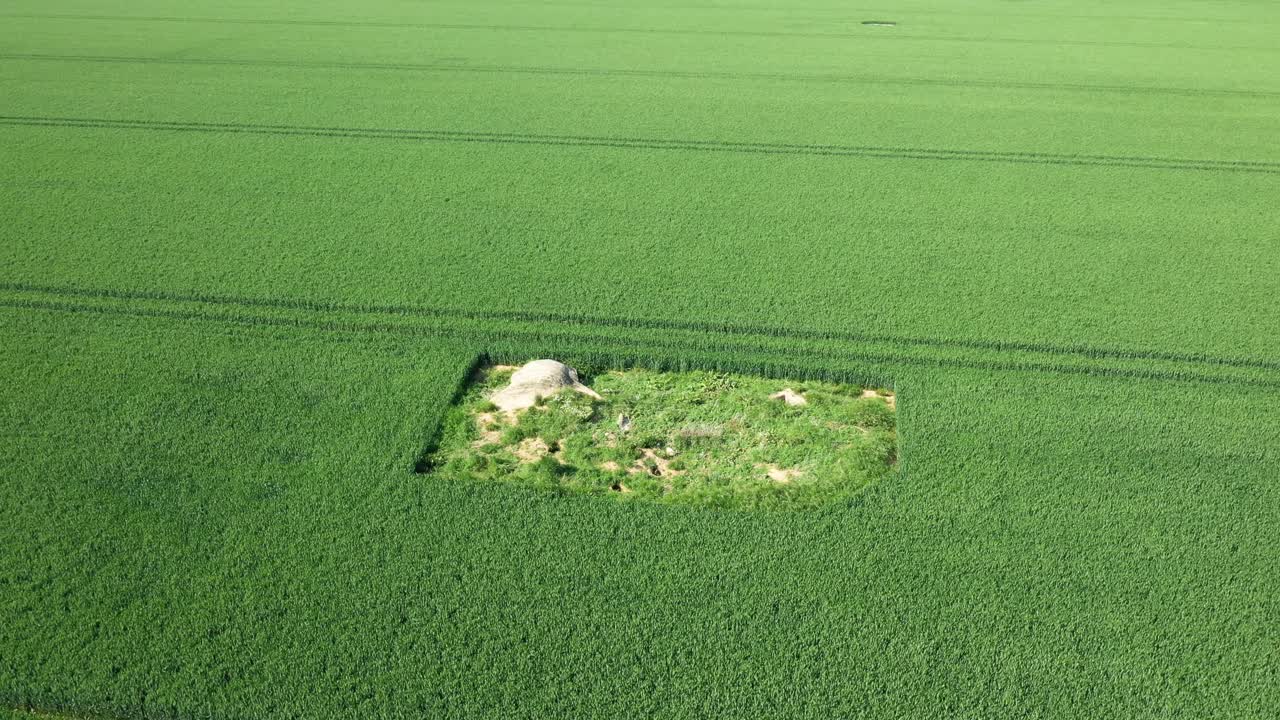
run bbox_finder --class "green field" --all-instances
[2,0,1278,717]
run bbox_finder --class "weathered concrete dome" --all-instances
[491,359,603,412]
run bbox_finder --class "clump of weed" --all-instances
[674,423,724,451]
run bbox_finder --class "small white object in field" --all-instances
[769,388,808,406]
[617,414,632,433]
[490,359,603,412]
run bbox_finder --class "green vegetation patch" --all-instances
[428,363,897,510]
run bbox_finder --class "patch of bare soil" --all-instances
[861,388,896,409]
[757,463,804,484]
[472,412,503,447]
[629,448,684,478]
[513,437,550,463]
[770,388,808,406]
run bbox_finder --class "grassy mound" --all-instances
[428,365,897,510]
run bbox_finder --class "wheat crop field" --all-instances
[1,0,1278,717]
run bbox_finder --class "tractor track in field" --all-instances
[2,13,1275,52]
[5,281,1280,372]
[3,283,1279,389]
[4,115,1279,174]
[453,0,1280,25]
[4,53,1277,100]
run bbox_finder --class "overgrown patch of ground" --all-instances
[428,364,897,510]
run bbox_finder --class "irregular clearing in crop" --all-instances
[428,364,897,510]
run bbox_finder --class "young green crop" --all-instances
[2,0,1279,717]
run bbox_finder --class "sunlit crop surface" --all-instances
[2,0,1279,717]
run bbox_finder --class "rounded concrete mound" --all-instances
[491,359,603,412]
